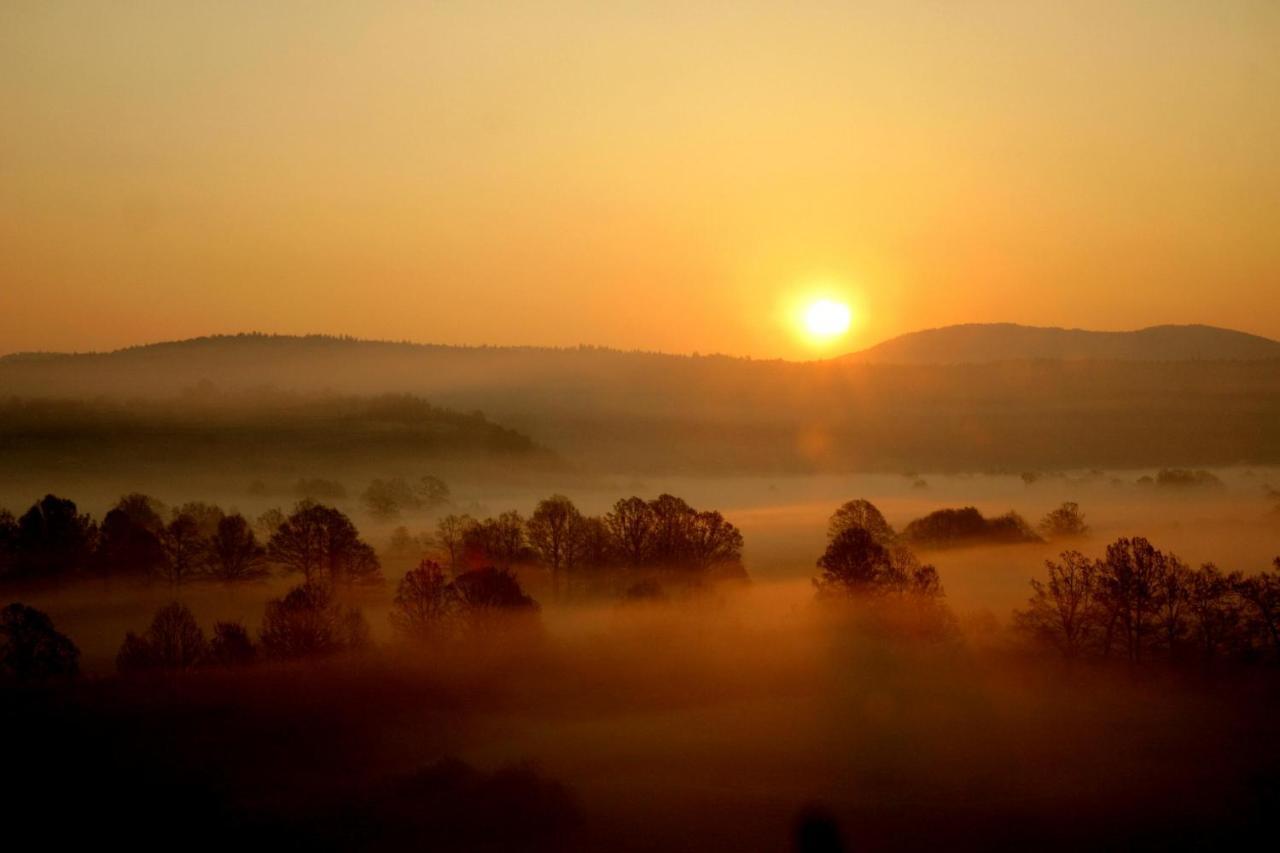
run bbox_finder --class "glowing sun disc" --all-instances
[804,299,852,338]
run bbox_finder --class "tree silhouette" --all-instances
[527,495,583,598]
[606,497,653,568]
[828,498,896,545]
[452,566,539,615]
[207,514,268,582]
[208,621,256,666]
[95,505,166,578]
[1014,550,1100,658]
[161,513,206,586]
[267,502,381,586]
[1236,563,1280,657]
[13,494,96,580]
[435,514,473,574]
[0,602,79,681]
[259,582,369,659]
[1038,502,1089,539]
[117,602,207,672]
[391,560,458,640]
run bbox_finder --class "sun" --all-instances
[803,299,852,339]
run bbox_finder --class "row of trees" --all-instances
[824,498,1088,553]
[0,494,381,588]
[115,564,541,674]
[1017,540,1280,665]
[425,494,745,598]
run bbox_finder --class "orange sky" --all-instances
[2,1,1278,359]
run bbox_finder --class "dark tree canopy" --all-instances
[827,498,896,545]
[267,502,382,586]
[117,602,207,672]
[207,514,268,582]
[901,506,1041,549]
[1017,540,1280,666]
[259,582,370,659]
[814,526,943,600]
[0,602,80,681]
[451,566,539,614]
[12,495,96,580]
[208,621,256,666]
[1038,502,1089,540]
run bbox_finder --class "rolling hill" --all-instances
[843,323,1280,365]
[2,329,1279,474]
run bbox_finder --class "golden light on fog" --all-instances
[803,299,852,340]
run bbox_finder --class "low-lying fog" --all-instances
[6,467,1279,850]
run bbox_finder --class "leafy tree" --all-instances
[1038,502,1089,539]
[1095,537,1167,664]
[463,511,526,569]
[527,495,583,598]
[685,510,744,575]
[0,602,79,681]
[13,495,97,580]
[814,527,941,599]
[267,502,381,586]
[1187,563,1243,661]
[208,621,256,666]
[452,566,539,615]
[0,510,19,579]
[362,477,419,520]
[259,582,369,659]
[255,507,287,540]
[1236,563,1280,658]
[827,498,896,545]
[95,506,167,578]
[160,513,207,586]
[901,507,1041,548]
[415,475,451,509]
[606,497,653,567]
[173,502,225,539]
[117,602,207,672]
[207,514,268,582]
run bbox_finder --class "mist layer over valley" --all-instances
[4,328,1280,851]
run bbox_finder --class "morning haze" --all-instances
[3,4,1280,853]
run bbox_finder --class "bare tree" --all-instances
[435,514,474,574]
[1014,550,1100,658]
[391,560,459,640]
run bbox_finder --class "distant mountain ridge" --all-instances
[843,323,1280,364]
[2,327,1278,473]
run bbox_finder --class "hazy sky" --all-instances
[2,1,1278,358]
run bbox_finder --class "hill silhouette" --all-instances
[2,330,1278,473]
[843,323,1280,365]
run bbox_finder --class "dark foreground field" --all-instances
[7,583,1279,852]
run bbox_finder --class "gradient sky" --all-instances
[2,1,1278,358]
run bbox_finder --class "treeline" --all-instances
[0,393,540,484]
[425,493,746,598]
[1017,540,1280,666]
[0,489,746,595]
[820,498,1087,552]
[0,494,383,587]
